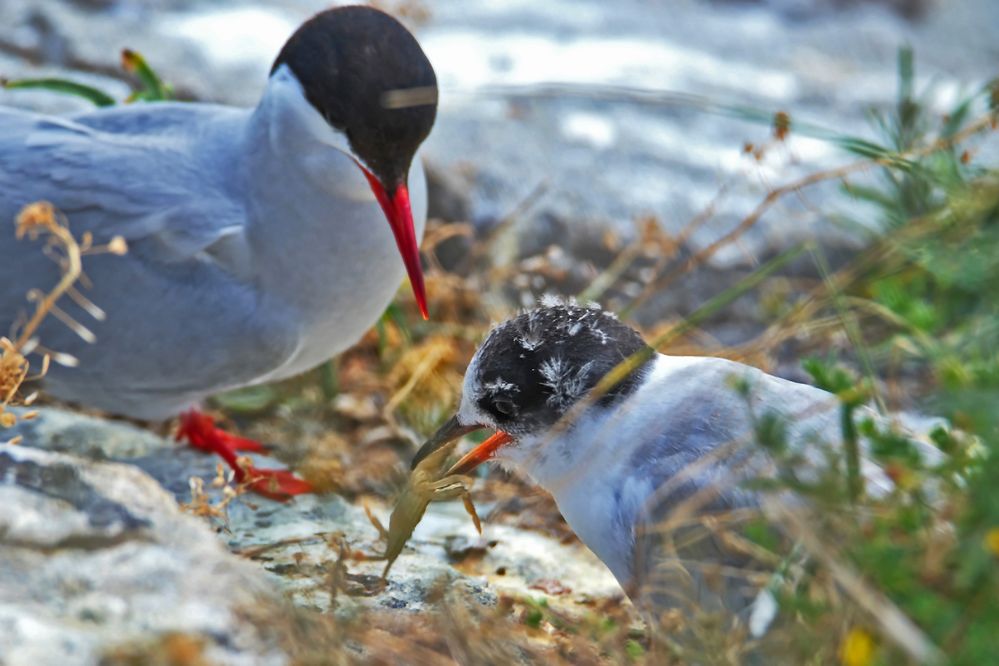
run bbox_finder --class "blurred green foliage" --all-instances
[755,48,999,664]
[1,48,172,105]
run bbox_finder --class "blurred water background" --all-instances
[2,0,996,257]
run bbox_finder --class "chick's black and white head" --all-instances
[271,6,437,189]
[457,302,655,438]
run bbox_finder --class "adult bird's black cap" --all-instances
[271,5,438,319]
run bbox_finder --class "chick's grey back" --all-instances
[615,356,937,615]
[611,358,841,613]
[0,104,299,419]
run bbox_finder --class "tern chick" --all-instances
[413,303,942,627]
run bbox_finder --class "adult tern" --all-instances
[0,6,437,498]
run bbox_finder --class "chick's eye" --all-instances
[493,398,517,418]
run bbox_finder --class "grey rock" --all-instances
[3,407,172,460]
[222,492,617,617]
[424,160,472,224]
[0,444,288,666]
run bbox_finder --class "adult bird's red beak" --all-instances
[359,166,429,320]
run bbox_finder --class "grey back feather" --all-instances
[0,106,244,261]
[0,105,298,418]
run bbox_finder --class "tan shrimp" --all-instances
[367,440,481,580]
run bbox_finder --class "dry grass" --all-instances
[1,202,126,441]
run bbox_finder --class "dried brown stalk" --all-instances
[1,202,126,437]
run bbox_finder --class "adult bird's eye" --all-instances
[493,398,517,418]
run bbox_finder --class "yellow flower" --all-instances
[840,627,876,666]
[984,528,999,557]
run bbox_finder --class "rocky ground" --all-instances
[0,0,996,663]
[1,406,625,664]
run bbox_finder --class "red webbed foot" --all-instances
[245,468,315,501]
[175,409,313,501]
[176,409,267,454]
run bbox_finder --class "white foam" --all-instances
[421,30,798,101]
[562,112,617,149]
[161,8,296,69]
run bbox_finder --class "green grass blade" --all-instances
[121,49,171,101]
[594,244,811,396]
[1,77,117,107]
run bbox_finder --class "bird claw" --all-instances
[176,408,312,502]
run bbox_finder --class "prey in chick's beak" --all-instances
[410,414,514,475]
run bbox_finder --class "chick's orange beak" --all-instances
[359,167,428,320]
[446,431,514,476]
[410,415,514,475]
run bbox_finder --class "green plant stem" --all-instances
[319,359,339,401]
[596,244,810,400]
[1,78,116,107]
[841,403,863,501]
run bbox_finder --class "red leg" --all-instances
[175,409,313,501]
[246,470,315,501]
[176,409,267,454]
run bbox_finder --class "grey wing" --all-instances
[0,107,296,418]
[70,101,236,136]
[0,107,241,260]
